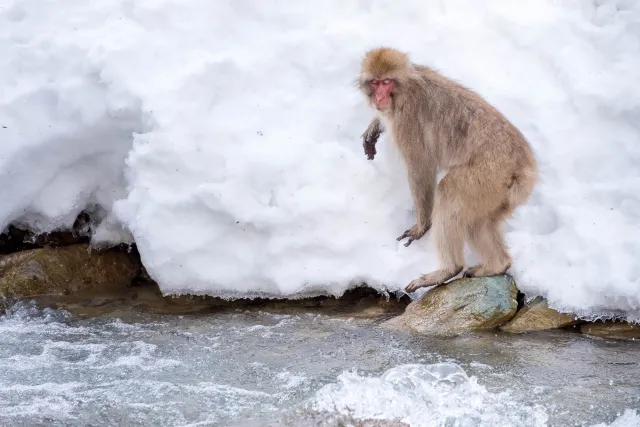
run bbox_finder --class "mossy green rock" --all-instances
[501,296,579,333]
[386,275,518,336]
[0,244,140,298]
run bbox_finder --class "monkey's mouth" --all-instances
[374,96,393,112]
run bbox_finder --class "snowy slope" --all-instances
[1,0,639,319]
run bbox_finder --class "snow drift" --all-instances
[1,0,639,319]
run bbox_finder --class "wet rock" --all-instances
[23,283,408,320]
[0,244,140,298]
[137,263,154,283]
[501,296,579,333]
[385,275,518,336]
[580,321,640,340]
[131,285,408,318]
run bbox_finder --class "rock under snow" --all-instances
[0,244,139,298]
[580,321,640,341]
[501,296,579,334]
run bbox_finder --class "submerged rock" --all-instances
[501,296,579,333]
[580,321,640,340]
[385,275,518,336]
[0,244,140,298]
[19,282,408,320]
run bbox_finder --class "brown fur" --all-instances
[358,47,538,292]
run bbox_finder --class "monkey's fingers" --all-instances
[396,229,414,244]
[363,140,377,160]
[405,276,440,293]
[405,279,426,293]
[396,230,409,241]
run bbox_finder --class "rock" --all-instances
[0,211,95,255]
[580,321,640,341]
[16,282,408,320]
[500,296,579,333]
[385,275,518,336]
[0,244,140,298]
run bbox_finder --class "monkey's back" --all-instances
[419,68,537,180]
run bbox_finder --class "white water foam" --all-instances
[310,363,549,426]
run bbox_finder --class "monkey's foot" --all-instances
[405,266,463,293]
[462,263,511,278]
[396,223,430,247]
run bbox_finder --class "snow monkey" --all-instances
[358,47,537,293]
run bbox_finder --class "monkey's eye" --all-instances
[382,79,392,85]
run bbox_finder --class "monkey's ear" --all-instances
[358,71,373,82]
[356,74,374,94]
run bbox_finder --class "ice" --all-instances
[1,0,640,318]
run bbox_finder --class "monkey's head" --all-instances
[359,47,412,113]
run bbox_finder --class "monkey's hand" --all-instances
[363,137,377,160]
[396,223,430,247]
[361,121,383,160]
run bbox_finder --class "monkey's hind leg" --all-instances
[463,217,512,278]
[405,187,464,293]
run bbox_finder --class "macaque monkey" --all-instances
[358,47,537,293]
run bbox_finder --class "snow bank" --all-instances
[0,0,147,241]
[2,0,639,319]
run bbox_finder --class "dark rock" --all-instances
[384,275,518,336]
[501,296,580,333]
[0,210,95,255]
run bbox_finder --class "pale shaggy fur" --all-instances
[358,47,538,292]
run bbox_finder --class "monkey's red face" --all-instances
[370,78,395,112]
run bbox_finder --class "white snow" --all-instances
[1,0,639,319]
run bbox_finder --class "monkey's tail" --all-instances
[507,165,538,209]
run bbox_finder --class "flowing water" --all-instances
[0,300,638,427]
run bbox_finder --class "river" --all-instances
[0,299,638,426]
